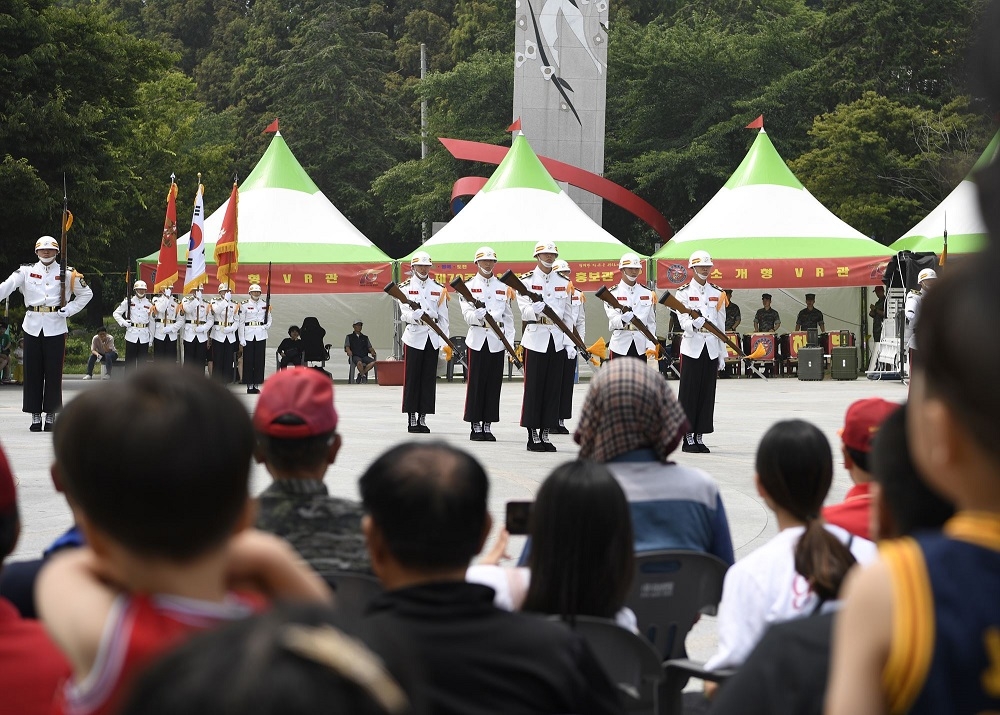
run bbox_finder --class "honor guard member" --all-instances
[553,259,585,435]
[517,241,573,452]
[239,283,272,394]
[460,247,515,442]
[179,286,214,371]
[904,268,936,370]
[400,251,449,433]
[672,250,726,454]
[150,286,183,363]
[0,236,93,431]
[605,252,656,360]
[113,280,154,373]
[209,283,240,383]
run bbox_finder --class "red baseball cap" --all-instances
[253,367,338,438]
[0,442,15,514]
[840,398,899,453]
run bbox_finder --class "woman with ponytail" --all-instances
[704,420,878,672]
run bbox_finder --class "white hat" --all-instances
[219,283,230,292]
[917,268,938,284]
[533,241,559,257]
[35,236,59,252]
[688,250,713,269]
[410,251,433,267]
[619,252,642,270]
[552,259,570,273]
[248,283,262,293]
[133,280,147,290]
[474,246,498,263]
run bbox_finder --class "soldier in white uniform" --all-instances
[150,286,183,364]
[113,280,153,373]
[179,286,214,371]
[605,252,656,360]
[239,283,272,394]
[672,250,726,454]
[459,247,515,442]
[517,241,573,452]
[0,236,93,431]
[904,267,936,372]
[400,251,449,433]
[553,259,585,435]
[209,283,239,383]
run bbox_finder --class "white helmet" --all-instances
[133,280,147,291]
[619,252,642,270]
[35,236,59,252]
[917,268,938,284]
[533,241,559,257]
[688,250,713,269]
[474,246,498,263]
[218,282,230,292]
[410,251,433,267]
[248,283,262,293]
[552,259,570,273]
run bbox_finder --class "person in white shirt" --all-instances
[0,235,93,431]
[399,251,449,434]
[239,283,272,394]
[459,247,514,442]
[179,287,213,372]
[904,267,936,373]
[150,287,183,364]
[604,253,656,360]
[553,260,586,435]
[113,280,154,373]
[209,283,239,383]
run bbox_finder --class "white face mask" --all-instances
[221,291,231,300]
[163,288,172,297]
[194,289,203,299]
[539,259,555,269]
[37,254,56,266]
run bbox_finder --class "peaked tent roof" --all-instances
[890,129,999,255]
[653,129,892,288]
[402,134,644,263]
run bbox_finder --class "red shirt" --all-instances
[0,596,71,715]
[822,483,872,540]
[54,592,259,715]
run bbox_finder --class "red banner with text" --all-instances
[140,263,395,294]
[656,257,890,290]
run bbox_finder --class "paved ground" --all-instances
[0,362,907,664]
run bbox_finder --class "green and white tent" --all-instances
[890,129,999,256]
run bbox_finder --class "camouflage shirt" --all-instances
[256,479,372,577]
[725,303,741,331]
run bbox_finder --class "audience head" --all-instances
[52,365,254,561]
[839,397,898,475]
[522,460,635,622]
[756,420,855,602]
[96,326,108,336]
[359,442,489,577]
[0,442,18,563]
[288,325,300,338]
[870,405,955,540]
[575,358,688,462]
[254,367,340,475]
[120,604,420,715]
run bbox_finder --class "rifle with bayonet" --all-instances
[594,286,660,356]
[383,282,466,367]
[449,276,522,371]
[60,175,70,307]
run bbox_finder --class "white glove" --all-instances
[57,308,69,317]
[195,325,207,334]
[411,309,425,323]
[240,340,247,347]
[124,320,133,328]
[225,325,237,334]
[473,307,488,323]
[692,317,706,330]
[718,356,726,370]
[565,346,578,359]
[169,325,180,336]
[621,311,635,325]
[532,301,547,316]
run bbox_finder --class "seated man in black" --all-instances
[795,293,826,332]
[344,320,376,383]
[276,325,305,369]
[360,441,623,715]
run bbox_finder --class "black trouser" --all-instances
[152,337,178,363]
[243,338,266,386]
[22,331,65,414]
[123,340,149,373]
[559,351,577,420]
[678,345,718,434]
[402,339,438,414]
[520,337,562,429]
[183,339,208,370]
[86,351,118,376]
[610,343,642,360]
[464,346,505,423]
[212,339,238,382]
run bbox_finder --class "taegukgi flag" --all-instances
[183,180,209,292]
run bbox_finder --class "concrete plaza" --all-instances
[1,365,907,662]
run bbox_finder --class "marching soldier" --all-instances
[672,250,726,454]
[904,267,936,371]
[605,252,656,360]
[239,283,271,394]
[553,259,585,435]
[517,241,572,452]
[0,236,93,431]
[459,247,515,442]
[400,251,449,433]
[150,286,183,364]
[179,286,214,372]
[113,280,153,373]
[209,283,239,383]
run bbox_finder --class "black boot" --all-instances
[539,428,557,452]
[407,413,420,433]
[416,414,431,433]
[29,413,42,432]
[43,412,56,432]
[527,429,547,452]
[695,434,711,453]
[681,433,699,453]
[482,422,496,442]
[470,422,485,441]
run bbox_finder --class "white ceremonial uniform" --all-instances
[564,283,586,359]
[151,295,183,340]
[113,296,154,344]
[605,279,656,354]
[903,289,922,352]
[180,295,214,343]
[400,276,449,349]
[209,296,240,343]
[0,261,92,336]
[238,298,272,343]
[516,267,572,352]
[460,274,515,352]
[674,280,726,369]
